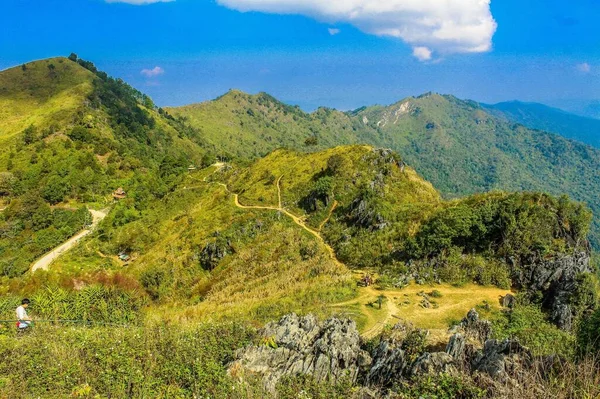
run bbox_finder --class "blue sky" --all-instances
[1,0,599,111]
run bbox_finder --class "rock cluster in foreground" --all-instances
[229,309,554,395]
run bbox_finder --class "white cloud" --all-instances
[328,28,341,36]
[412,46,432,62]
[577,63,591,73]
[106,0,172,4]
[141,66,165,78]
[216,0,497,60]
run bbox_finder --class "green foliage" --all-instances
[0,322,254,398]
[21,125,37,145]
[276,374,354,399]
[492,303,576,357]
[42,175,70,204]
[326,154,345,175]
[577,307,600,356]
[394,373,486,399]
[412,193,591,260]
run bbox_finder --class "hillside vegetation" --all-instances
[485,100,600,148]
[171,92,600,247]
[0,57,598,398]
[0,56,210,276]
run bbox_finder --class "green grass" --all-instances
[171,91,600,248]
[0,57,95,144]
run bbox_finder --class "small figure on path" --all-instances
[16,298,33,330]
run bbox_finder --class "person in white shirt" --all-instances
[16,298,32,330]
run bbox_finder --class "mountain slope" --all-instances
[42,145,593,329]
[0,56,210,276]
[0,58,94,144]
[484,100,600,148]
[171,92,600,247]
[167,90,361,159]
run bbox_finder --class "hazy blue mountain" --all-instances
[485,101,600,148]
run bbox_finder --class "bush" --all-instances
[492,303,575,357]
[0,322,254,398]
[577,307,600,356]
[394,373,486,399]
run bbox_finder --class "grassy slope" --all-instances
[0,58,209,276]
[51,165,355,324]
[167,90,360,159]
[0,58,94,142]
[172,91,600,247]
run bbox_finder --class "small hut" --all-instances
[113,187,126,200]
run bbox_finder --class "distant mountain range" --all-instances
[484,101,600,148]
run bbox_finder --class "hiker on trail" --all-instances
[16,298,32,330]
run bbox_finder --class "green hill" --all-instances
[170,92,600,247]
[27,144,590,326]
[484,100,600,148]
[0,56,210,276]
[167,90,360,159]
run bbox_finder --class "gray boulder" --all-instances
[502,294,516,308]
[229,314,371,392]
[511,251,591,330]
[410,352,455,376]
[366,340,408,387]
[471,339,532,382]
[445,333,466,360]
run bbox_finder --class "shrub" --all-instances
[577,307,600,356]
[394,373,486,399]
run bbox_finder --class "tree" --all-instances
[22,125,36,145]
[43,176,69,204]
[326,154,345,175]
[0,172,16,196]
[305,136,318,146]
[68,53,78,62]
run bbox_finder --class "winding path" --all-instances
[31,209,108,272]
[207,163,397,337]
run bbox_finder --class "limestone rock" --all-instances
[229,314,371,392]
[366,340,407,387]
[410,352,455,376]
[471,339,532,382]
[502,294,516,308]
[511,251,591,330]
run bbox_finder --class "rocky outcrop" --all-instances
[511,251,591,330]
[471,339,532,382]
[198,238,232,271]
[230,311,552,395]
[502,293,516,308]
[228,314,371,392]
[348,196,388,231]
[366,340,407,387]
[457,308,492,342]
[410,352,455,376]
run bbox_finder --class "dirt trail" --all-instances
[207,163,397,337]
[31,209,108,272]
[319,201,338,231]
[331,284,400,339]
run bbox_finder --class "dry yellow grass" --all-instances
[331,272,511,341]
